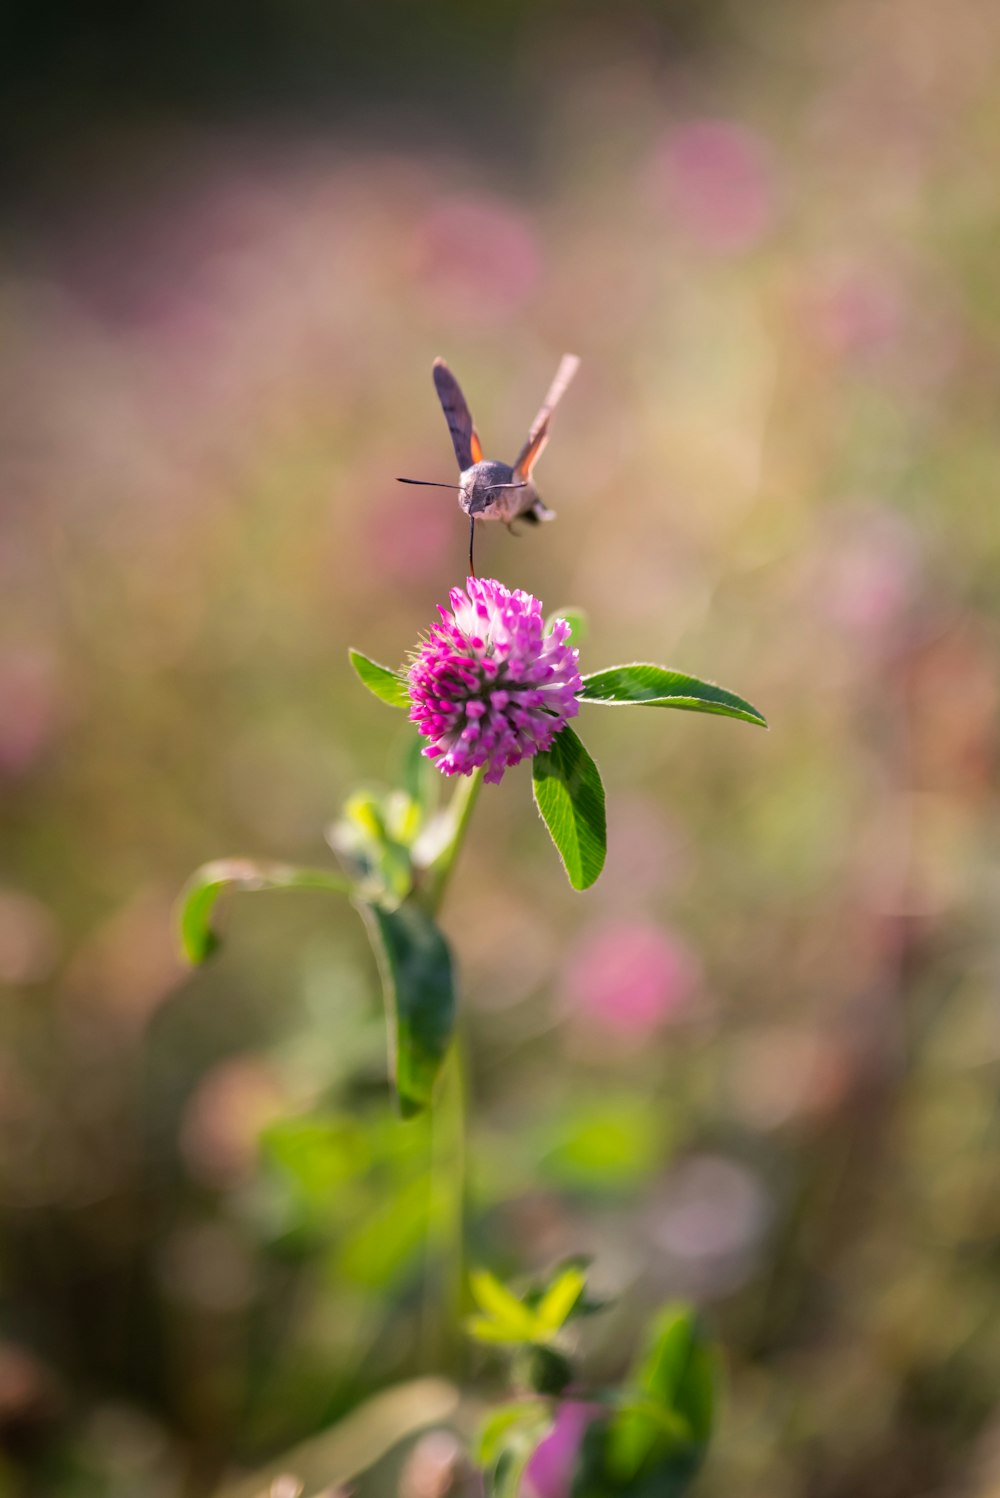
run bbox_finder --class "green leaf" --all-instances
[358,900,456,1117]
[536,1265,588,1334]
[486,1408,555,1498]
[537,1099,662,1192]
[466,1316,526,1346]
[261,1115,370,1199]
[336,1174,431,1288]
[545,606,588,645]
[579,664,766,727]
[176,859,352,964]
[636,1306,716,1449]
[348,648,411,709]
[571,1308,717,1496]
[490,1436,542,1498]
[523,1257,607,1323]
[469,1270,542,1341]
[605,1398,694,1485]
[532,726,607,891]
[476,1401,549,1466]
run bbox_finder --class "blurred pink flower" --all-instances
[808,263,906,358]
[412,193,542,323]
[526,1402,602,1498]
[399,1430,471,1498]
[560,919,699,1037]
[63,890,183,1027]
[602,794,691,901]
[821,504,920,636]
[648,1154,770,1297]
[362,480,455,585]
[648,119,775,253]
[726,1027,855,1131]
[0,649,62,776]
[179,1056,285,1190]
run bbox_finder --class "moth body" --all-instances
[458,460,552,525]
[399,353,577,573]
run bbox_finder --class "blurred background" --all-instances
[3,0,1000,1493]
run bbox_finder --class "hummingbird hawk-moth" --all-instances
[397,354,580,576]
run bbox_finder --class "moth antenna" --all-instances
[396,477,461,488]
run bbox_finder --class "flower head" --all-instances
[408,577,582,785]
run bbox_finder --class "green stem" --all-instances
[422,1033,468,1368]
[423,766,483,915]
[419,768,482,1369]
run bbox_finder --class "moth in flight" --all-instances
[398,354,580,576]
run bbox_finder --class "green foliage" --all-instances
[178,743,459,1117]
[175,858,352,963]
[329,787,417,903]
[466,1263,593,1405]
[358,900,456,1117]
[466,1262,589,1351]
[260,1108,436,1292]
[348,648,411,708]
[532,726,607,890]
[261,1115,371,1200]
[335,1172,432,1286]
[487,1414,554,1498]
[469,1270,719,1498]
[467,1269,546,1345]
[536,1098,663,1192]
[636,1306,716,1449]
[535,1263,588,1334]
[477,1400,551,1467]
[521,1256,608,1321]
[579,664,767,727]
[468,1268,590,1494]
[572,1307,718,1498]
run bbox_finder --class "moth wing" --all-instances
[433,358,482,471]
[513,353,580,479]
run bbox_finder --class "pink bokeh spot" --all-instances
[363,483,455,584]
[526,1402,602,1498]
[561,919,699,1036]
[414,194,542,323]
[649,119,775,253]
[808,263,906,359]
[0,650,62,777]
[821,504,920,636]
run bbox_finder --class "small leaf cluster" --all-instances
[176,740,461,1117]
[468,1266,718,1498]
[468,1260,592,1397]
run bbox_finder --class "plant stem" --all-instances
[424,766,483,915]
[422,1033,469,1368]
[420,768,482,1369]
